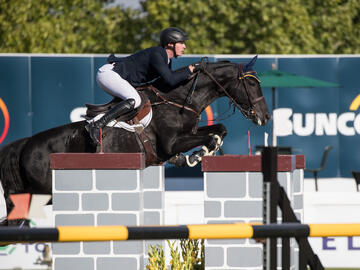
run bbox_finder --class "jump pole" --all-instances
[2,223,360,244]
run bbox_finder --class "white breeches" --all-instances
[96,64,141,108]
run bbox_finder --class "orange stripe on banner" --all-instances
[0,98,10,144]
[205,106,214,126]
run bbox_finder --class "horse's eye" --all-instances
[248,79,257,86]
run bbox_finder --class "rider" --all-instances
[86,27,195,145]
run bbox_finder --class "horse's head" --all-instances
[236,56,271,125]
[204,56,270,126]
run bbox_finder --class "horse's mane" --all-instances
[152,60,238,96]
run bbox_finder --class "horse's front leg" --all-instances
[195,124,227,156]
[168,124,227,167]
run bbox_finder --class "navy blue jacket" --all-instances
[108,46,191,87]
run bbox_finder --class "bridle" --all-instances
[203,63,264,120]
[236,64,264,119]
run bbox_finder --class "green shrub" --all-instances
[147,239,204,270]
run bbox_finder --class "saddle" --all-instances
[85,91,151,124]
[85,90,157,165]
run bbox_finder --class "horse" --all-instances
[0,56,270,225]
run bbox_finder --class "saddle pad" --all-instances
[87,109,152,133]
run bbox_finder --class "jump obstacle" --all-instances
[1,149,328,270]
[2,223,360,243]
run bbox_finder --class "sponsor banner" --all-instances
[1,55,360,177]
[0,206,54,269]
[0,243,52,269]
[304,181,360,268]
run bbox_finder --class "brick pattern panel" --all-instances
[52,164,165,270]
[203,155,304,270]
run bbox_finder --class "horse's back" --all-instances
[21,120,93,158]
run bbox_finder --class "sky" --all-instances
[112,0,141,9]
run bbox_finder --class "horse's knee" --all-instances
[207,134,223,152]
[216,124,227,137]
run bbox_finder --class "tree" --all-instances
[138,0,360,54]
[0,0,359,54]
[0,0,116,53]
[102,6,144,53]
[303,0,360,53]
[138,0,318,54]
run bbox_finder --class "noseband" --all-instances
[203,63,264,120]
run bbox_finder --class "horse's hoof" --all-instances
[7,219,30,227]
[186,150,204,167]
[209,134,222,153]
[168,153,187,167]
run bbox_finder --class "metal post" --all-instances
[262,147,278,270]
[271,87,277,146]
[298,238,307,270]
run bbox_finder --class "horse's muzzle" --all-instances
[253,111,271,126]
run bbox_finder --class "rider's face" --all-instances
[175,42,186,57]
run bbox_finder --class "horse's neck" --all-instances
[185,67,234,112]
[163,78,219,114]
[157,64,234,113]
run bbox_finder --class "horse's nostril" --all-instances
[266,113,271,120]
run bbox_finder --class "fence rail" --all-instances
[1,223,360,244]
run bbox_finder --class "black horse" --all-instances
[0,57,270,225]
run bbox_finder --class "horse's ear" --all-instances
[244,55,258,71]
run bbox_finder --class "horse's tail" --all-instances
[0,138,29,197]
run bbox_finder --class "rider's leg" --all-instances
[86,64,141,145]
[86,98,135,145]
[95,64,141,108]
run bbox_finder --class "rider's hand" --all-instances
[193,62,206,73]
[189,65,195,73]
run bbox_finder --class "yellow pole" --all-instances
[58,226,128,242]
[188,223,253,239]
[309,224,360,237]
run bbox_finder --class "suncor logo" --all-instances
[274,94,360,137]
[0,98,10,144]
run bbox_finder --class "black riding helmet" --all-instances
[160,27,189,47]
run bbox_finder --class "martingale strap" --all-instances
[147,85,200,117]
[140,85,201,134]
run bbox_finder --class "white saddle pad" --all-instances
[87,109,153,133]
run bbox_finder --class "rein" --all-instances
[203,64,264,120]
[141,62,264,125]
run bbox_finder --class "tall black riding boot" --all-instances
[86,98,135,145]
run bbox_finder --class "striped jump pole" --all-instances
[2,223,360,244]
